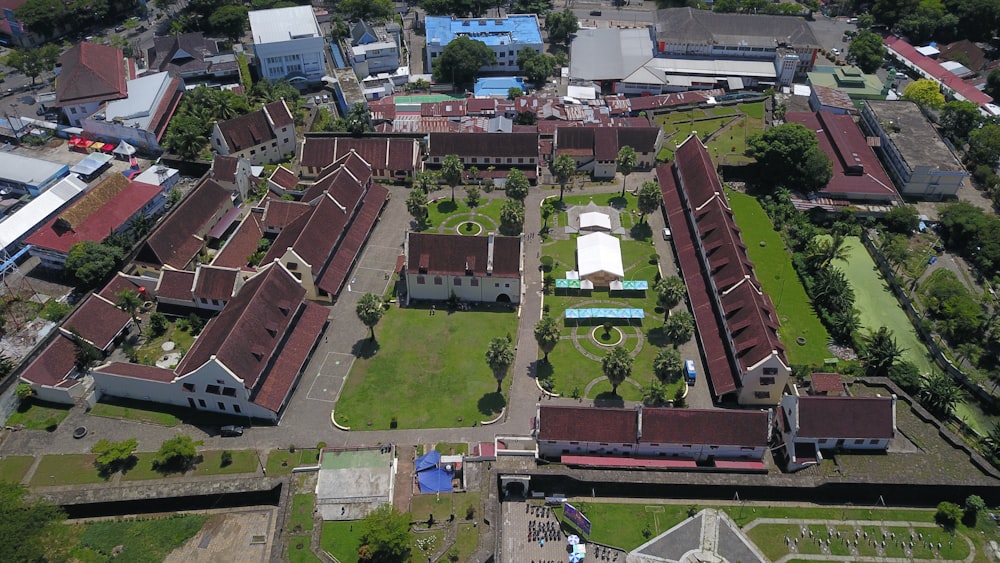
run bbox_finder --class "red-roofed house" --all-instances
[92,263,328,422]
[404,232,523,304]
[211,100,296,165]
[299,136,422,181]
[553,126,662,179]
[777,394,895,471]
[18,333,87,404]
[26,175,168,269]
[62,294,133,352]
[657,135,789,405]
[808,372,845,396]
[209,155,253,202]
[55,42,134,127]
[884,35,994,113]
[81,71,184,154]
[426,132,539,181]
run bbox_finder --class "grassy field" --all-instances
[335,307,518,429]
[29,454,107,486]
[266,448,321,476]
[748,522,969,561]
[135,318,196,366]
[321,521,364,563]
[0,455,33,483]
[655,102,765,166]
[64,514,208,563]
[726,191,831,366]
[426,196,505,233]
[291,494,316,533]
[6,399,71,431]
[118,450,257,481]
[90,398,182,427]
[834,237,934,374]
[554,501,692,550]
[409,492,481,524]
[287,534,321,563]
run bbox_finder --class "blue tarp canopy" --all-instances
[565,308,645,320]
[418,467,454,493]
[415,450,441,472]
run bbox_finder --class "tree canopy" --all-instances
[552,153,577,201]
[902,79,946,109]
[504,168,530,201]
[359,505,413,562]
[339,0,394,21]
[637,180,662,222]
[485,336,515,392]
[545,9,579,44]
[939,100,984,145]
[0,44,60,85]
[406,188,429,228]
[518,47,557,86]
[66,241,123,289]
[432,36,496,84]
[92,438,138,473]
[356,293,385,342]
[534,315,560,361]
[500,199,525,236]
[655,276,686,319]
[653,347,682,383]
[847,30,886,73]
[616,146,638,197]
[747,123,832,192]
[153,434,202,471]
[860,326,904,377]
[601,346,633,394]
[0,483,65,562]
[441,154,464,201]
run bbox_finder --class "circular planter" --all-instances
[72,426,88,439]
[455,221,483,236]
[590,326,624,348]
[796,337,807,346]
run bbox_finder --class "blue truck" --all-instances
[685,359,697,386]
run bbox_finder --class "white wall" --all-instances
[406,272,520,303]
[737,353,789,406]
[64,101,102,127]
[256,36,327,82]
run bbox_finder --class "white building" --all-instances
[249,6,327,83]
[577,232,623,286]
[82,71,185,154]
[348,20,401,78]
[404,232,523,304]
[0,175,87,255]
[425,15,543,75]
[776,395,896,471]
[211,100,296,165]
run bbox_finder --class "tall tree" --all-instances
[939,100,984,145]
[65,241,122,289]
[986,69,1000,101]
[406,188,429,228]
[0,44,60,85]
[345,102,372,136]
[413,170,438,194]
[637,180,661,222]
[500,199,525,236]
[663,311,694,346]
[552,153,576,201]
[355,293,385,342]
[918,372,962,417]
[207,4,248,41]
[653,347,682,383]
[115,288,143,325]
[92,438,138,473]
[153,434,202,471]
[655,276,686,319]
[518,47,556,86]
[601,345,633,395]
[860,326,904,377]
[534,315,560,362]
[432,36,496,84]
[967,122,1000,169]
[359,505,413,562]
[616,146,637,197]
[747,123,832,192]
[485,336,515,392]
[338,0,394,21]
[440,154,464,202]
[903,79,946,109]
[847,30,886,73]
[545,9,578,45]
[504,168,530,201]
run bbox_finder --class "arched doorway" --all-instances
[496,293,511,303]
[505,481,525,498]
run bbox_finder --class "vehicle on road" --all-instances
[220,425,244,437]
[590,10,602,15]
[831,48,841,56]
[685,359,697,386]
[662,228,672,240]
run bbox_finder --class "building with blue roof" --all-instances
[474,76,526,97]
[425,15,543,78]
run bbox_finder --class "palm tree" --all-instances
[355,293,384,342]
[128,214,154,242]
[552,153,576,202]
[806,233,852,269]
[829,308,861,345]
[115,289,142,326]
[485,337,515,392]
[413,170,437,194]
[602,346,633,395]
[918,372,962,418]
[616,146,637,197]
[663,311,694,347]
[653,347,682,383]
[406,188,429,228]
[860,326,904,377]
[441,154,464,202]
[655,276,686,319]
[346,103,371,135]
[533,315,560,362]
[637,180,661,222]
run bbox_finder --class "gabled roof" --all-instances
[62,294,131,351]
[640,408,768,447]
[809,372,843,395]
[147,32,236,77]
[268,166,299,191]
[155,267,196,302]
[192,265,239,301]
[19,333,78,387]
[428,132,537,158]
[719,279,785,371]
[794,396,895,439]
[538,405,637,443]
[98,273,144,301]
[350,19,379,46]
[135,179,231,269]
[251,300,327,411]
[176,264,305,390]
[56,43,129,107]
[264,100,294,128]
[210,154,241,184]
[95,361,176,382]
[406,232,521,278]
[262,199,312,231]
[300,137,420,173]
[884,35,993,106]
[216,110,278,153]
[301,151,372,201]
[212,210,264,269]
[318,182,389,295]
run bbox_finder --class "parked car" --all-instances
[220,425,244,437]
[589,10,602,15]
[685,359,697,386]
[662,228,672,240]
[831,48,841,56]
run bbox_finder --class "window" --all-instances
[223,387,237,397]
[182,383,195,392]
[454,278,462,286]
[283,138,289,143]
[250,149,256,155]
[869,439,880,445]
[471,157,477,163]
[763,367,778,375]
[206,384,221,395]
[70,107,77,114]
[211,299,220,306]
[599,443,608,446]
[569,441,579,445]
[854,439,864,445]
[471,278,479,286]
[218,402,226,411]
[416,276,425,284]
[518,158,523,163]
[760,377,775,385]
[234,404,241,414]
[272,142,278,148]
[754,391,770,399]
[198,399,206,408]
[287,262,298,270]
[506,158,512,163]
[434,276,443,285]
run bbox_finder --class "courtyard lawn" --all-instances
[291,494,316,533]
[426,196,504,233]
[554,501,692,550]
[409,491,481,524]
[287,535,322,563]
[654,102,765,166]
[335,307,518,429]
[834,237,934,374]
[64,514,208,563]
[29,454,107,486]
[726,191,831,366]
[321,521,364,563]
[191,450,259,476]
[266,448,322,476]
[6,399,71,431]
[135,318,196,366]
[89,397,182,427]
[748,522,969,561]
[0,455,33,483]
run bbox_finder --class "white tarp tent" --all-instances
[577,232,623,285]
[579,211,611,232]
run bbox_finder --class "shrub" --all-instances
[149,313,168,337]
[935,501,962,529]
[317,441,327,450]
[220,450,233,467]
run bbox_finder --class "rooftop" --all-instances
[807,65,886,98]
[0,153,68,188]
[0,175,87,250]
[99,72,178,132]
[249,5,321,44]
[406,232,521,278]
[864,100,963,173]
[425,14,542,47]
[56,42,129,106]
[655,7,819,49]
[884,35,992,106]
[538,405,638,444]
[794,396,895,439]
[569,27,654,81]
[640,408,768,447]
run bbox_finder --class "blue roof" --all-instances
[474,77,525,97]
[425,15,542,47]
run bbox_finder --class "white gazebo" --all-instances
[579,211,612,232]
[577,232,624,286]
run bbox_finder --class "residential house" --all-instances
[534,405,769,463]
[553,126,663,178]
[249,6,326,83]
[404,232,523,304]
[348,20,401,78]
[808,373,845,396]
[785,111,900,204]
[55,42,135,127]
[658,136,790,406]
[146,32,240,87]
[425,15,543,75]
[300,136,422,181]
[211,100,296,165]
[92,263,328,422]
[82,71,185,154]
[0,153,69,197]
[426,132,539,181]
[26,174,168,269]
[860,100,968,200]
[0,0,41,48]
[208,154,253,203]
[776,395,896,471]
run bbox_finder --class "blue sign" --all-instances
[563,503,592,536]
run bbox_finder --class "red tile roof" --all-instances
[25,180,163,255]
[810,372,844,395]
[318,182,389,295]
[785,111,899,201]
[98,273,143,301]
[300,137,420,175]
[251,300,327,412]
[884,35,993,106]
[269,166,299,191]
[406,232,521,278]
[155,268,195,302]
[176,265,306,390]
[262,199,311,231]
[63,295,131,351]
[594,128,618,161]
[56,43,128,106]
[193,266,239,301]
[263,100,294,128]
[428,132,537,158]
[466,97,498,114]
[148,76,184,141]
[97,361,176,382]
[538,406,638,443]
[213,211,264,269]
[640,408,768,447]
[211,155,241,184]
[216,110,277,152]
[19,333,77,387]
[795,396,894,439]
[135,179,232,269]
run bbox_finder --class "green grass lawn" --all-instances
[321,521,364,563]
[0,455,33,483]
[454,523,479,560]
[655,102,764,166]
[834,237,934,374]
[266,449,321,476]
[409,492,481,524]
[291,494,316,533]
[434,442,469,455]
[190,450,258,476]
[335,307,517,429]
[426,197,504,233]
[29,454,107,486]
[748,522,969,561]
[119,452,166,481]
[726,191,831,366]
[89,398,181,427]
[287,535,321,563]
[6,399,71,431]
[554,502,692,550]
[66,514,208,563]
[136,319,196,366]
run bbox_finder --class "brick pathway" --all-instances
[393,445,415,511]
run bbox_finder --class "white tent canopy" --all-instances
[113,140,137,156]
[579,211,611,232]
[577,232,624,281]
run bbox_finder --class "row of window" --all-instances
[413,276,510,289]
[554,440,757,450]
[433,157,533,164]
[181,382,237,397]
[194,398,242,413]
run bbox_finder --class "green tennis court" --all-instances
[320,449,389,470]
